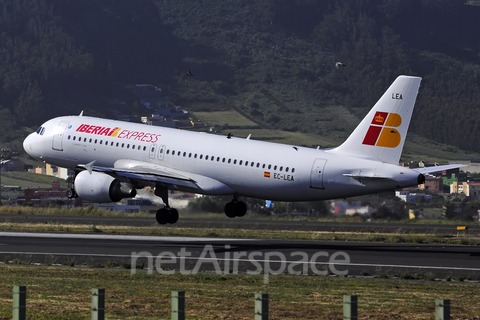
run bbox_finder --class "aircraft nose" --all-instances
[23,133,43,159]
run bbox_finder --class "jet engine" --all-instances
[74,170,136,203]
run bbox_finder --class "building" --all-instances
[395,191,432,202]
[451,181,480,198]
[331,201,374,216]
[17,181,78,206]
[419,177,443,193]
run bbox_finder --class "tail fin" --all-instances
[330,75,421,164]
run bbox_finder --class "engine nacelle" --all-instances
[74,170,136,203]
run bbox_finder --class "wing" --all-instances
[76,159,234,195]
[77,159,200,190]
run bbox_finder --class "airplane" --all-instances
[23,75,463,224]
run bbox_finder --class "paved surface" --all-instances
[0,232,478,280]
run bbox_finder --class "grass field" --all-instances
[1,172,66,189]
[0,266,479,319]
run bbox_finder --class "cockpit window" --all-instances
[35,126,45,135]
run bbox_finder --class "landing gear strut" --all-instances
[224,197,247,218]
[155,185,179,225]
[66,170,78,199]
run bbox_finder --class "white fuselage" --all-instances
[23,115,420,202]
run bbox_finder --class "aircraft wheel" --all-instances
[156,208,169,225]
[66,188,76,199]
[168,208,179,224]
[224,202,236,218]
[236,201,247,217]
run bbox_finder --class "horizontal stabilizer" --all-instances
[413,164,466,175]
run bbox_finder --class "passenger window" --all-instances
[84,138,87,142]
[200,155,203,159]
[256,163,260,168]
[183,152,186,157]
[286,167,289,172]
[100,140,102,145]
[280,166,283,171]
[189,153,192,158]
[222,158,225,163]
[245,161,249,166]
[262,164,265,169]
[122,143,124,148]
[89,139,92,143]
[216,157,220,162]
[274,165,277,170]
[251,162,254,167]
[94,139,97,144]
[73,136,76,141]
[292,168,295,173]
[111,142,114,146]
[239,160,243,165]
[167,150,170,154]
[143,146,146,151]
[234,160,237,164]
[206,155,209,160]
[68,135,71,140]
[194,154,197,158]
[127,144,130,148]
[116,142,119,147]
[228,159,231,163]
[132,145,135,149]
[268,164,271,169]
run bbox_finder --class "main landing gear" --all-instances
[224,197,247,218]
[155,185,179,225]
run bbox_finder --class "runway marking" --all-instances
[0,232,257,242]
[0,251,479,272]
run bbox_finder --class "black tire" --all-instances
[236,201,247,217]
[156,208,169,225]
[168,208,179,224]
[66,188,75,199]
[224,202,236,218]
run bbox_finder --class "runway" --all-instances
[0,232,479,281]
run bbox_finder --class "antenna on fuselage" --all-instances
[79,111,84,116]
[246,134,251,140]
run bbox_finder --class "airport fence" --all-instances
[11,285,451,320]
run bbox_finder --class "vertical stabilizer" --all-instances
[329,75,421,164]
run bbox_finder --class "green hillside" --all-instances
[1,0,480,160]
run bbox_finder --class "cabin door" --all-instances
[52,122,70,151]
[310,159,327,189]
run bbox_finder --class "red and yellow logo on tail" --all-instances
[362,111,402,148]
